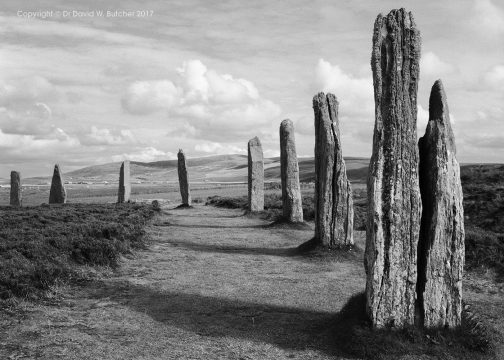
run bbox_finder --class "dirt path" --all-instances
[1,205,365,359]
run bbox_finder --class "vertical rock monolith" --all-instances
[49,164,67,204]
[365,8,422,328]
[417,80,464,328]
[248,137,264,212]
[177,149,191,206]
[10,171,21,207]
[280,119,303,223]
[118,160,131,203]
[312,93,354,247]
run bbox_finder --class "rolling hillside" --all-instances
[18,155,370,185]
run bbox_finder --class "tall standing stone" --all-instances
[280,119,303,223]
[365,8,422,328]
[118,160,131,203]
[248,137,264,212]
[417,80,464,328]
[177,149,191,206]
[10,171,21,207]
[313,93,354,247]
[49,164,67,204]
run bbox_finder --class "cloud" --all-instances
[122,60,281,141]
[111,147,175,163]
[314,59,374,118]
[194,142,245,155]
[0,76,58,107]
[473,0,504,35]
[420,52,455,77]
[121,80,181,115]
[482,64,504,91]
[79,126,138,146]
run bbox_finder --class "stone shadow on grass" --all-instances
[166,239,300,257]
[85,280,364,359]
[84,283,493,360]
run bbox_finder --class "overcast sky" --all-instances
[1,0,503,176]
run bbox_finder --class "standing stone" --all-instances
[49,164,67,204]
[10,171,21,207]
[418,80,464,328]
[177,149,191,206]
[365,8,422,328]
[248,137,264,212]
[117,160,131,203]
[313,93,354,247]
[280,119,303,223]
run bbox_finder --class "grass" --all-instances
[0,203,155,299]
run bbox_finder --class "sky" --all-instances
[0,0,503,177]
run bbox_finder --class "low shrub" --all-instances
[0,203,155,299]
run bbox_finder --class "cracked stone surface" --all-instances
[118,160,131,203]
[177,150,191,206]
[49,164,67,204]
[365,8,422,328]
[280,119,303,223]
[312,92,353,247]
[248,137,264,212]
[418,79,464,328]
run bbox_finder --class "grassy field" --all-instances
[0,164,502,359]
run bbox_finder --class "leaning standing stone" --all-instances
[10,171,22,207]
[49,164,67,204]
[177,149,191,206]
[365,8,422,328]
[418,80,464,328]
[117,160,131,203]
[280,119,303,222]
[313,93,354,247]
[248,137,264,212]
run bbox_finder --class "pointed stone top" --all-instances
[248,136,261,147]
[429,79,448,122]
[54,164,61,172]
[178,149,184,154]
[428,79,456,152]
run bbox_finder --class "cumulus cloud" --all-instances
[79,126,137,146]
[111,147,175,163]
[314,59,374,118]
[482,64,504,91]
[420,52,455,77]
[0,76,58,107]
[121,80,181,115]
[194,142,245,155]
[122,60,281,140]
[473,0,504,35]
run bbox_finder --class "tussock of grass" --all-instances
[0,203,155,299]
[328,293,494,359]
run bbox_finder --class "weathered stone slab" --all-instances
[365,8,422,328]
[10,171,21,207]
[118,160,131,203]
[312,93,354,247]
[248,137,264,212]
[280,119,303,223]
[418,80,464,328]
[49,164,67,204]
[177,149,191,206]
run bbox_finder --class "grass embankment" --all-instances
[0,203,155,299]
[462,165,504,279]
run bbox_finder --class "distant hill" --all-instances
[20,154,370,185]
